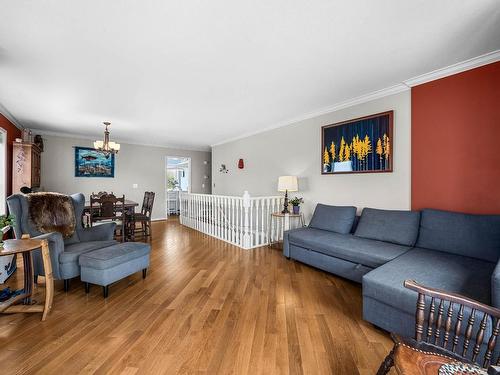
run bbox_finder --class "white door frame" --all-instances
[165,156,192,218]
[166,156,191,193]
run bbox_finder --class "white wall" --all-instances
[212,91,411,221]
[40,135,211,220]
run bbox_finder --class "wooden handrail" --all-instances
[404,280,500,319]
[179,192,282,200]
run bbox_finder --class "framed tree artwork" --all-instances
[321,111,393,174]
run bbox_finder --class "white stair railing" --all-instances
[179,191,284,249]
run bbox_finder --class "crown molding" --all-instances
[212,50,500,148]
[5,51,499,150]
[211,84,410,147]
[30,128,211,152]
[403,49,500,87]
[0,102,24,130]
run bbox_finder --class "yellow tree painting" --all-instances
[376,137,383,166]
[339,136,346,162]
[329,141,336,163]
[321,111,393,173]
[323,147,330,167]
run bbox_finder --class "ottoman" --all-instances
[79,242,151,298]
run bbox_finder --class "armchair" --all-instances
[6,193,116,291]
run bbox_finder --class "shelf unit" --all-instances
[12,142,41,193]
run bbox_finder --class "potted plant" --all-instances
[167,176,179,190]
[289,197,304,214]
[0,214,16,284]
[0,214,14,244]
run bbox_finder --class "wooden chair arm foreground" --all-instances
[0,235,54,321]
[377,280,500,375]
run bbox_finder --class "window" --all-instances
[0,128,6,215]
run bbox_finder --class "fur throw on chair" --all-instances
[27,192,76,238]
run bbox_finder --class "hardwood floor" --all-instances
[0,218,392,374]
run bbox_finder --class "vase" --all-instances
[292,205,300,215]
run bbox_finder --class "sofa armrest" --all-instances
[492,260,500,308]
[78,222,116,242]
[283,230,292,258]
[32,232,64,280]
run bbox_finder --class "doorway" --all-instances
[166,156,191,217]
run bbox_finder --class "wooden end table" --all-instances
[0,238,54,321]
[268,212,305,248]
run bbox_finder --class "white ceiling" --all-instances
[0,1,499,151]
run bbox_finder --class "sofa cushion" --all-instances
[363,247,495,315]
[287,227,411,268]
[416,209,500,263]
[308,204,356,234]
[59,240,117,264]
[354,208,421,246]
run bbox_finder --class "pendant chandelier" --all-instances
[93,121,120,157]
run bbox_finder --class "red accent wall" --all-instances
[411,61,500,214]
[0,113,22,197]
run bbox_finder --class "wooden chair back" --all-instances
[91,191,108,199]
[140,192,155,218]
[405,279,500,368]
[90,193,125,222]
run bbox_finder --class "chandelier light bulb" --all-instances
[94,121,120,155]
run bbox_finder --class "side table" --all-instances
[0,238,53,321]
[268,212,305,248]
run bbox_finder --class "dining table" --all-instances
[83,199,139,228]
[83,199,139,214]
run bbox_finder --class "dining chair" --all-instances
[82,192,109,227]
[90,193,126,242]
[377,279,500,374]
[126,192,155,242]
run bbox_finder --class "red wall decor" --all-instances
[411,61,500,214]
[0,113,22,197]
[238,159,244,169]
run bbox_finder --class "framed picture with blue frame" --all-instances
[74,146,115,177]
[321,111,393,174]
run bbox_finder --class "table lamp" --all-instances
[278,176,298,214]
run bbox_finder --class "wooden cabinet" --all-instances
[12,143,41,193]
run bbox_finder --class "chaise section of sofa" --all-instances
[283,205,419,283]
[362,208,500,337]
[284,202,500,348]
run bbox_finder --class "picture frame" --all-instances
[321,111,393,174]
[74,146,115,178]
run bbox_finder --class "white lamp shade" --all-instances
[94,140,103,149]
[278,176,298,192]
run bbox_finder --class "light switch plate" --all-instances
[133,183,138,189]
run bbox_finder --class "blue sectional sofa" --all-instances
[283,204,500,338]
